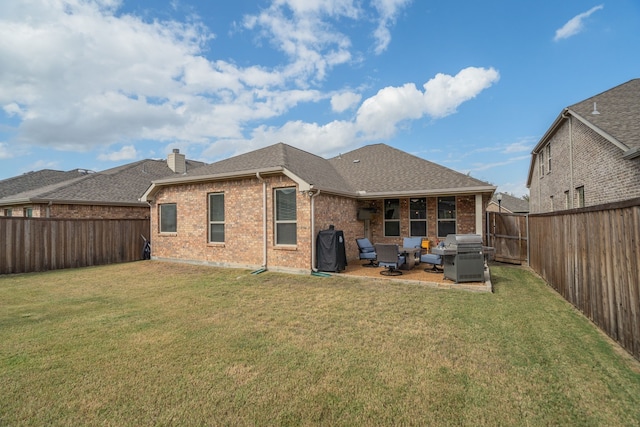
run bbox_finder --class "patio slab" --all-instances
[334,261,493,293]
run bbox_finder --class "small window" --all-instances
[23,207,33,217]
[539,151,545,176]
[576,186,585,208]
[549,195,554,212]
[384,199,400,237]
[564,191,570,209]
[3,208,12,217]
[409,198,427,237]
[546,144,551,173]
[208,193,224,243]
[275,188,296,245]
[437,197,456,238]
[159,203,177,233]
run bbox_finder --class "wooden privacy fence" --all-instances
[487,212,528,265]
[528,198,640,361]
[0,217,150,274]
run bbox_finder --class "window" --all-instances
[275,188,296,245]
[3,208,12,217]
[23,207,32,217]
[159,203,177,233]
[409,198,427,237]
[549,195,554,212]
[564,190,570,209]
[208,193,224,243]
[546,144,551,173]
[576,186,585,208]
[437,197,456,238]
[384,198,400,236]
[539,151,545,176]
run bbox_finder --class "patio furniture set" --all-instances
[356,237,444,277]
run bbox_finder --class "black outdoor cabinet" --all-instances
[316,226,347,272]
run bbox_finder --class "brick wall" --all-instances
[530,117,640,213]
[0,203,149,219]
[150,175,313,272]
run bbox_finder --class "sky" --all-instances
[1,1,639,196]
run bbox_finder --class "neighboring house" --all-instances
[486,192,529,214]
[0,149,203,219]
[527,79,640,214]
[142,143,496,273]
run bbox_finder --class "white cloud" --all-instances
[554,5,604,41]
[371,0,412,54]
[0,142,12,159]
[503,137,537,153]
[98,145,138,161]
[356,67,500,139]
[331,91,362,112]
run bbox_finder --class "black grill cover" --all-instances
[316,227,347,272]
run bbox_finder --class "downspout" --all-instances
[256,172,267,270]
[310,189,321,272]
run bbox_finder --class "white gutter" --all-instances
[256,172,267,269]
[310,189,321,271]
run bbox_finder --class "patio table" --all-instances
[399,247,421,270]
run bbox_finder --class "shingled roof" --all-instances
[145,142,494,199]
[567,78,640,151]
[0,169,91,199]
[527,78,640,186]
[0,158,204,207]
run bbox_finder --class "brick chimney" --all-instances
[167,148,186,174]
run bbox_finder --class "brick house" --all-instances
[142,143,496,273]
[0,149,203,219]
[486,192,529,214]
[527,79,640,213]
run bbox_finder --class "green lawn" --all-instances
[1,261,639,426]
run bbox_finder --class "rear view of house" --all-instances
[527,79,640,213]
[142,143,496,273]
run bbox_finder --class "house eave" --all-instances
[141,167,287,201]
[352,186,496,199]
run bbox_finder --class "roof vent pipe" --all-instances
[592,102,600,115]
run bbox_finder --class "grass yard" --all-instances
[1,261,639,426]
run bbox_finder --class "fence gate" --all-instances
[486,212,528,265]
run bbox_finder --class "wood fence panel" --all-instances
[529,198,640,361]
[0,217,150,274]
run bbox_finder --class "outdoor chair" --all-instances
[420,246,443,272]
[403,237,423,264]
[356,237,377,267]
[374,243,406,276]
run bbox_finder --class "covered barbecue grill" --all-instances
[432,234,485,283]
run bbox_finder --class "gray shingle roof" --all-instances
[329,144,493,195]
[171,142,494,197]
[0,169,90,199]
[568,78,640,150]
[491,192,529,213]
[0,159,204,206]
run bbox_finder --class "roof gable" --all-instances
[568,79,640,151]
[0,169,90,199]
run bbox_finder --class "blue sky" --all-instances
[1,1,639,196]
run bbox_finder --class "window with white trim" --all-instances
[539,151,545,176]
[159,203,177,233]
[208,193,224,243]
[409,197,427,237]
[275,188,296,245]
[576,186,585,208]
[546,144,551,173]
[384,198,400,236]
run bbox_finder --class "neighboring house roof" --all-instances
[0,158,204,207]
[143,143,495,200]
[527,78,640,186]
[489,192,529,213]
[0,169,91,199]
